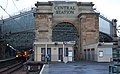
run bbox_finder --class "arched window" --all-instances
[52,22,78,42]
[99,32,113,42]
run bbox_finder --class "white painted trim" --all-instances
[34,42,75,45]
[46,44,48,56]
[39,64,45,74]
[99,42,113,45]
[63,43,64,58]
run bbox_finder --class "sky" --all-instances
[0,0,120,27]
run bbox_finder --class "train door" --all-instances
[58,48,63,61]
[47,48,51,61]
[41,48,45,62]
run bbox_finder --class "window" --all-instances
[52,22,78,42]
[64,48,68,56]
[99,51,103,57]
[99,32,112,42]
[41,48,45,62]
[58,48,63,61]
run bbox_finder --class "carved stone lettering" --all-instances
[54,6,75,14]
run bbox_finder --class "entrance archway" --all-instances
[52,22,79,61]
[52,22,78,42]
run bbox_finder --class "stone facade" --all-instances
[79,13,99,45]
[34,1,100,61]
[34,13,53,42]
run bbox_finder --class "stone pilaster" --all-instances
[34,2,53,42]
[34,13,53,42]
[78,13,99,60]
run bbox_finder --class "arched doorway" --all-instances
[52,22,78,61]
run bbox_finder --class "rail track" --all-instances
[0,57,27,74]
[0,61,24,74]
[0,57,43,74]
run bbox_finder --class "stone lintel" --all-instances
[78,13,100,18]
[34,12,53,14]
[38,30,48,32]
[33,12,53,16]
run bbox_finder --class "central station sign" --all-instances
[54,6,76,14]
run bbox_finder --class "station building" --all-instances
[0,1,117,62]
[34,1,116,62]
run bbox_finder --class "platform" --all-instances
[40,61,110,74]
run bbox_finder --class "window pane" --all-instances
[99,51,103,57]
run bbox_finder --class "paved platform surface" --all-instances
[40,61,110,74]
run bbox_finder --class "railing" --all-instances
[109,57,120,74]
[109,64,120,74]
